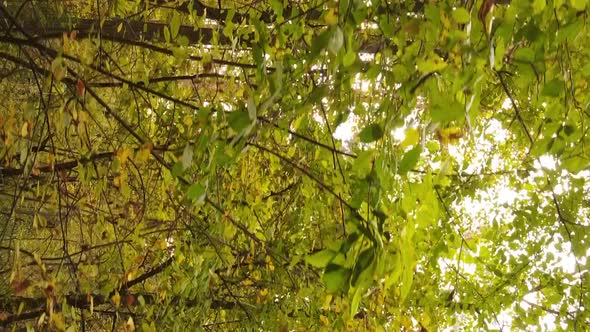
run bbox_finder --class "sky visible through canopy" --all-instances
[334,92,588,330]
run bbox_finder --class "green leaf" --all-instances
[247,96,257,121]
[494,37,506,69]
[391,64,410,83]
[350,179,369,208]
[417,55,447,73]
[358,123,384,143]
[532,0,547,14]
[252,44,264,67]
[557,20,583,42]
[398,146,422,174]
[351,249,375,287]
[400,254,415,302]
[328,27,344,55]
[269,0,283,18]
[228,111,252,134]
[181,144,193,169]
[353,150,373,178]
[563,124,575,136]
[323,264,351,293]
[339,0,350,17]
[305,249,337,268]
[365,64,380,80]
[222,15,234,38]
[307,85,329,104]
[177,36,189,47]
[571,0,587,11]
[339,232,360,254]
[350,287,363,317]
[378,15,395,38]
[186,182,206,204]
[542,79,563,97]
[431,101,463,123]
[171,161,185,177]
[343,49,356,67]
[163,26,171,43]
[310,29,332,59]
[513,47,535,62]
[561,156,589,174]
[424,5,441,26]
[170,11,181,39]
[452,8,471,24]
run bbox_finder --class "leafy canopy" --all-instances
[0,0,589,331]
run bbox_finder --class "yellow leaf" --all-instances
[322,294,333,310]
[265,255,275,271]
[334,298,342,313]
[62,32,70,52]
[141,322,156,332]
[533,0,546,13]
[183,115,193,126]
[125,317,135,332]
[117,22,123,33]
[324,8,338,25]
[401,315,412,329]
[37,313,46,330]
[135,144,152,164]
[155,239,168,250]
[202,53,212,65]
[346,320,355,330]
[440,11,451,29]
[113,175,123,188]
[51,58,67,81]
[320,315,330,326]
[20,122,28,137]
[125,269,135,282]
[50,312,66,331]
[77,110,88,123]
[116,148,132,164]
[47,153,55,169]
[111,291,121,307]
[259,288,268,296]
[252,270,261,281]
[401,128,420,149]
[421,311,433,330]
[436,127,464,146]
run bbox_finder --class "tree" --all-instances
[0,0,588,330]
